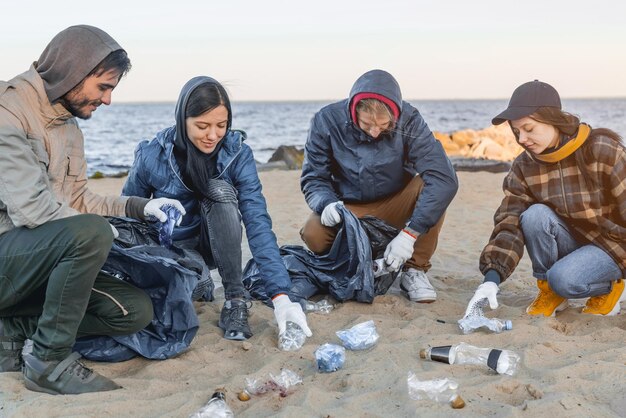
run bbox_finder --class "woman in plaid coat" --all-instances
[465,80,625,317]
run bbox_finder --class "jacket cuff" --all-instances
[483,269,502,285]
[125,196,150,220]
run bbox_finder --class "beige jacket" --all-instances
[0,66,128,235]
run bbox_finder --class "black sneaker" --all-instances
[23,352,122,395]
[0,338,24,372]
[218,299,253,341]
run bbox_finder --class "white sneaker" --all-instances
[400,268,437,303]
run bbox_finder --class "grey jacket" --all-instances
[0,66,128,236]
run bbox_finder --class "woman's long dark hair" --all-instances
[178,82,231,196]
[525,107,623,191]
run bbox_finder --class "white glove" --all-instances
[320,201,343,227]
[144,198,186,225]
[383,229,417,271]
[464,282,499,317]
[273,294,313,337]
[110,224,119,239]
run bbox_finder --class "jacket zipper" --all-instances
[92,287,129,316]
[557,161,570,215]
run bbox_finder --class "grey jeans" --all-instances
[519,204,621,298]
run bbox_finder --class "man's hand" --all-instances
[464,282,499,317]
[144,198,186,225]
[383,229,417,271]
[272,294,312,337]
[320,201,343,227]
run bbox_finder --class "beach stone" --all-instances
[268,145,304,170]
[242,342,252,351]
[434,131,462,156]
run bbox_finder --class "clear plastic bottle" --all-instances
[189,391,234,418]
[407,372,465,409]
[420,342,520,376]
[302,299,334,314]
[458,315,512,334]
[278,321,306,351]
[458,297,512,334]
[372,258,393,278]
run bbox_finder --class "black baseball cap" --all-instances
[492,80,561,125]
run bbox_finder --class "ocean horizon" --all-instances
[80,98,626,176]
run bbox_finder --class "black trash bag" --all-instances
[359,216,400,295]
[244,206,388,306]
[73,217,210,362]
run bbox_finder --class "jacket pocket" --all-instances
[27,136,49,168]
[67,155,84,176]
[604,225,626,242]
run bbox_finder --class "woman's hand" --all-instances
[272,294,312,337]
[464,282,499,317]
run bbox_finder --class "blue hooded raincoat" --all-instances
[122,76,291,298]
[300,69,458,234]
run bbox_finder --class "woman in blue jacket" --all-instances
[123,76,311,341]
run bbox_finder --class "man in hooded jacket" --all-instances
[0,25,184,395]
[300,69,458,303]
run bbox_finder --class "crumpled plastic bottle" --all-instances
[420,342,520,376]
[158,205,182,248]
[407,372,465,409]
[278,321,307,351]
[314,343,345,373]
[458,298,512,334]
[241,369,302,399]
[302,299,334,314]
[336,320,379,350]
[372,258,394,278]
[189,391,234,418]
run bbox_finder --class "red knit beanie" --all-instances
[350,92,400,125]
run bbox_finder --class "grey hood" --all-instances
[36,25,123,102]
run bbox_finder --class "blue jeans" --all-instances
[198,180,246,300]
[519,204,620,298]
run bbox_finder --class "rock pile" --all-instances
[260,125,523,173]
[434,123,523,161]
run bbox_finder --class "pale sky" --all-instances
[1,0,625,102]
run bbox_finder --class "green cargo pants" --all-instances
[0,214,153,361]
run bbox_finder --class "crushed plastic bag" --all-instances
[336,320,379,350]
[244,369,303,398]
[158,205,182,249]
[407,372,465,408]
[315,343,346,373]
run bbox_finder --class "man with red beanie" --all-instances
[300,69,458,303]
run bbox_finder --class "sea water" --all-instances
[80,98,626,176]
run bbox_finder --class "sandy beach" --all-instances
[1,170,625,417]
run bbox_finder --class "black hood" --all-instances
[173,76,232,154]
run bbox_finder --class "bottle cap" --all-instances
[504,320,513,330]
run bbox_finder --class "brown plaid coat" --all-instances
[480,134,626,281]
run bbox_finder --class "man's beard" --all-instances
[57,87,100,120]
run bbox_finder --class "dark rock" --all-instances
[450,157,511,173]
[268,145,304,170]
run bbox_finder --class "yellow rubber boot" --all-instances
[526,280,567,317]
[582,279,625,316]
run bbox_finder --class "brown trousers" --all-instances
[300,176,445,272]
